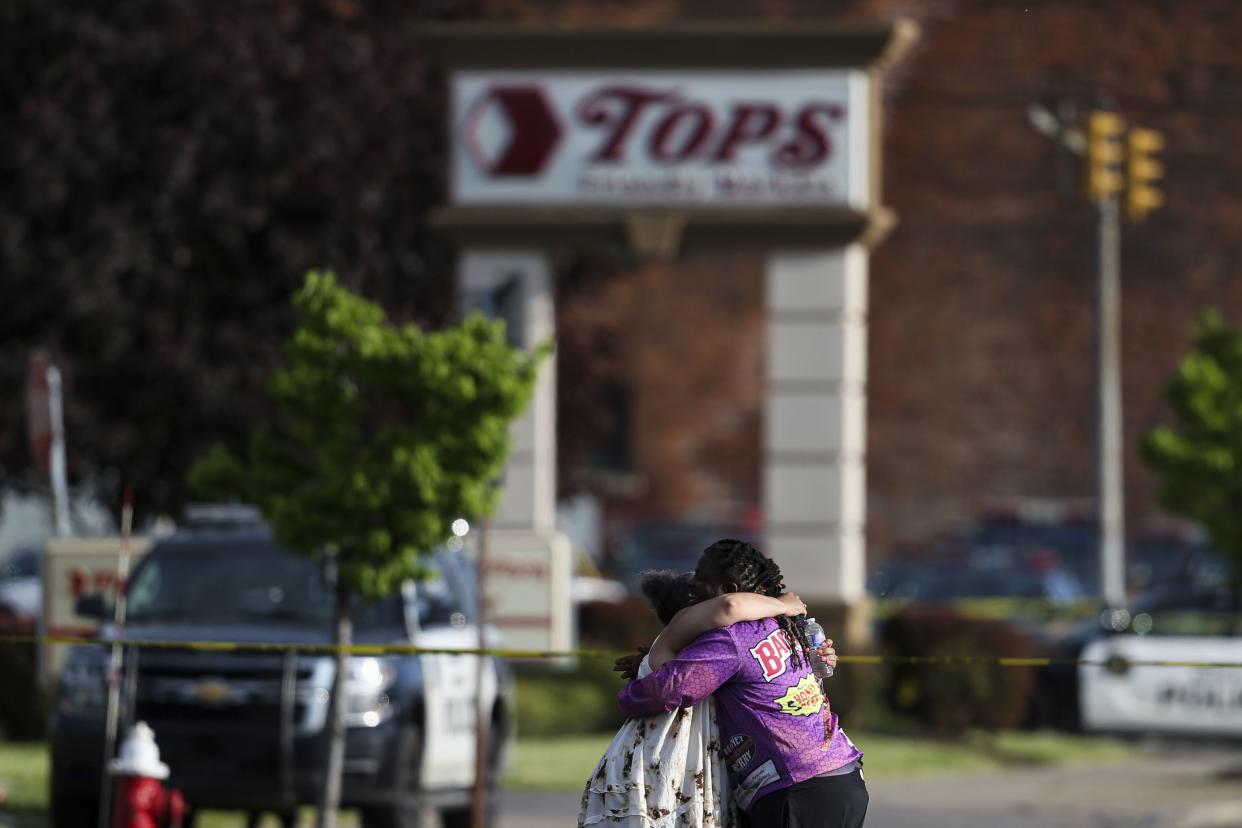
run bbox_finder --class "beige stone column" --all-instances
[763,246,868,610]
[458,249,557,534]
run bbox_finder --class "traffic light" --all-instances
[1126,127,1165,221]
[1086,112,1125,202]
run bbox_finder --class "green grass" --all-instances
[0,743,358,827]
[0,741,47,821]
[505,733,618,790]
[0,731,1138,823]
[506,729,1139,790]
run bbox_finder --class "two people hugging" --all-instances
[579,538,867,828]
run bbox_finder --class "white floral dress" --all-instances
[578,651,737,827]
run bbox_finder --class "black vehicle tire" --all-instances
[50,794,100,828]
[360,724,423,828]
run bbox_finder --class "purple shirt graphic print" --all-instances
[617,618,862,812]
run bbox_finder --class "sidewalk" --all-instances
[865,748,1242,828]
[496,746,1242,828]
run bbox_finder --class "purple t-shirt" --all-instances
[617,618,862,812]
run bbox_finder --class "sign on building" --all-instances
[472,531,572,654]
[41,536,152,681]
[452,71,869,208]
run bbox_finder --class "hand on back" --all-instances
[613,644,650,681]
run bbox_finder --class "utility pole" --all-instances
[47,364,71,537]
[1029,102,1165,611]
[1096,198,1126,610]
[1086,110,1127,610]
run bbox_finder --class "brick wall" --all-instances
[868,0,1242,552]
[481,0,1242,558]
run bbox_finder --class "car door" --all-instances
[413,552,499,790]
[1079,602,1242,737]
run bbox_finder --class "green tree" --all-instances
[0,0,479,517]
[190,271,545,828]
[1142,309,1242,592]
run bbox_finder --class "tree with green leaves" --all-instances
[189,271,545,828]
[1142,309,1242,593]
[0,0,478,518]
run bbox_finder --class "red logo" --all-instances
[463,86,563,177]
[575,85,843,168]
[750,628,794,682]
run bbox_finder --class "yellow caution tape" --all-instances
[3,633,1242,669]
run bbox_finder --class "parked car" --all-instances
[0,545,42,623]
[49,518,511,828]
[1079,585,1242,739]
[868,553,1087,608]
[1027,584,1241,735]
[609,521,761,594]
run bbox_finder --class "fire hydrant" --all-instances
[109,721,186,828]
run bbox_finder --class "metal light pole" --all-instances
[1095,192,1127,610]
[471,517,491,828]
[98,488,135,828]
[47,364,71,538]
[1029,102,1129,609]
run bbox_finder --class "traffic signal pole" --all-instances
[1085,109,1129,611]
[1096,192,1127,610]
[1030,103,1163,611]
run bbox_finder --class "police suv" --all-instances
[49,512,511,828]
[1079,584,1242,739]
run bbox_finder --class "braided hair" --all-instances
[701,538,814,670]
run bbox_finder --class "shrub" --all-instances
[879,605,1036,738]
[0,610,47,740]
[819,657,885,732]
[514,655,627,738]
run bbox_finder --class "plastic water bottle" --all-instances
[801,617,834,680]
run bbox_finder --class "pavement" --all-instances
[491,745,1242,828]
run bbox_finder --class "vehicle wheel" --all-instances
[360,724,423,828]
[50,794,100,828]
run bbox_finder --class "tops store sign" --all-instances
[450,70,869,208]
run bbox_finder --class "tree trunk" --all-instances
[317,577,351,828]
[1231,569,1241,638]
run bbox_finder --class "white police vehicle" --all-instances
[50,510,511,828]
[1079,585,1242,738]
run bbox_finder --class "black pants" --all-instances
[749,770,869,828]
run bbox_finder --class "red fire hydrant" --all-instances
[109,721,186,828]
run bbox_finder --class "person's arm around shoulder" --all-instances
[617,627,742,717]
[648,592,805,671]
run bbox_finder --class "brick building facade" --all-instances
[480,0,1242,563]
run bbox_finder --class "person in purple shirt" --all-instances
[617,539,867,828]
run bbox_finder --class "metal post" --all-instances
[98,489,134,828]
[47,365,71,538]
[471,518,491,828]
[1096,195,1127,609]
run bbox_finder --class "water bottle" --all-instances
[801,617,834,680]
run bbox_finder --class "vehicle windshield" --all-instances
[1125,588,1242,637]
[0,547,40,580]
[126,543,402,630]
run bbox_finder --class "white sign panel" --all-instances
[451,70,869,208]
[470,530,572,654]
[41,536,153,681]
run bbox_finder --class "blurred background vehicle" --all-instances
[1078,584,1242,739]
[1026,583,1241,734]
[0,545,40,625]
[608,520,762,595]
[49,512,510,828]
